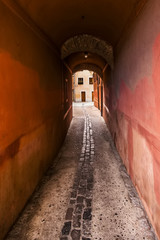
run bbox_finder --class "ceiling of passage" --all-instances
[66,51,107,78]
[6,0,145,72]
[14,0,140,48]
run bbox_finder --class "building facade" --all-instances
[72,70,94,102]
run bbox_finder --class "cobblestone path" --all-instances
[60,110,94,240]
[5,104,158,240]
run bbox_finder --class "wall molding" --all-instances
[103,63,108,73]
[103,103,110,115]
[63,105,72,120]
[63,61,72,74]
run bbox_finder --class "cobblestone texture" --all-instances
[5,103,158,240]
[60,110,94,240]
[5,112,84,240]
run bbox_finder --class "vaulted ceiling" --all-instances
[5,0,144,74]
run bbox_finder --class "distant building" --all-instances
[72,70,94,102]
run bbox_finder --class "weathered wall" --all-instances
[103,0,160,238]
[0,2,72,239]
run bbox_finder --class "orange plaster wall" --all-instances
[93,74,102,110]
[93,76,99,109]
[103,0,160,238]
[0,2,72,239]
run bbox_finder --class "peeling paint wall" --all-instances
[103,0,160,238]
[0,2,72,239]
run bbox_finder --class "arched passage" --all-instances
[61,34,114,69]
[61,34,113,83]
[73,63,103,79]
[0,0,160,239]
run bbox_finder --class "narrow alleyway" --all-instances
[5,104,157,240]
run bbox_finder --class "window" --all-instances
[89,77,93,84]
[78,78,83,84]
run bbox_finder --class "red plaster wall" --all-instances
[103,0,160,238]
[103,67,111,125]
[0,2,72,239]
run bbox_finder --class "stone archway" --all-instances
[73,63,103,78]
[61,34,114,68]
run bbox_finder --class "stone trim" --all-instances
[61,34,114,68]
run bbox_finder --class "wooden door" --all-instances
[92,91,94,102]
[81,91,86,102]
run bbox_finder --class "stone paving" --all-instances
[60,109,94,240]
[5,104,158,240]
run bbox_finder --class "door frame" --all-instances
[81,91,86,102]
